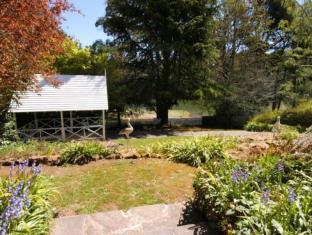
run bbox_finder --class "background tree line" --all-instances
[1,0,311,132]
[93,0,311,125]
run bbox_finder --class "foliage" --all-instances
[276,125,300,142]
[193,155,312,234]
[54,38,129,124]
[280,101,312,128]
[0,161,55,235]
[0,141,69,161]
[251,111,280,124]
[153,136,236,167]
[0,0,73,132]
[201,0,273,120]
[0,119,18,147]
[269,0,312,109]
[244,121,273,132]
[58,142,111,165]
[246,101,312,131]
[97,0,218,124]
[54,38,94,75]
[245,121,299,142]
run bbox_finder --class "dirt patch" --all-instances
[228,133,273,161]
[55,208,77,217]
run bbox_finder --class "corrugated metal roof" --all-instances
[10,75,108,113]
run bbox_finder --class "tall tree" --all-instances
[268,0,312,108]
[281,0,312,105]
[0,0,73,133]
[96,0,217,125]
[208,0,272,124]
[264,0,297,110]
[54,38,93,75]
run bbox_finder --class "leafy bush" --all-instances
[58,141,111,165]
[252,111,280,124]
[155,136,236,167]
[0,141,68,160]
[244,121,273,132]
[281,101,312,128]
[193,155,312,234]
[246,101,312,132]
[276,125,300,142]
[0,119,18,146]
[0,161,55,235]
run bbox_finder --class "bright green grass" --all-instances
[172,101,213,116]
[114,136,193,150]
[49,159,196,215]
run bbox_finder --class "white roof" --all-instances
[11,75,108,113]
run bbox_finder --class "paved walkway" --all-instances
[52,203,219,235]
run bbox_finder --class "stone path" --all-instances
[52,203,219,235]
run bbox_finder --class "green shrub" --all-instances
[281,101,312,128]
[246,101,312,132]
[244,121,273,132]
[156,136,236,167]
[276,126,300,142]
[0,119,18,146]
[58,142,111,165]
[0,141,67,160]
[0,161,55,235]
[193,155,312,234]
[252,111,280,124]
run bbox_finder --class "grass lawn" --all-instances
[45,159,196,215]
[115,136,194,150]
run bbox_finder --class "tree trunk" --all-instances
[117,108,122,128]
[272,74,279,111]
[0,105,9,138]
[0,94,12,138]
[277,99,282,110]
[0,113,6,137]
[156,103,169,126]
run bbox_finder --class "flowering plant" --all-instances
[0,161,54,235]
[193,155,312,234]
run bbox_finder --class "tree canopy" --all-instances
[96,0,218,124]
[54,38,128,126]
[0,0,73,132]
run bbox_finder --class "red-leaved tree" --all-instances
[0,0,73,132]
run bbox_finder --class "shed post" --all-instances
[102,110,106,140]
[13,113,17,131]
[60,111,65,140]
[70,111,73,131]
[34,113,38,129]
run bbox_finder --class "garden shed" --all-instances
[10,74,108,140]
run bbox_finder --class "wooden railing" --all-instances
[18,116,105,140]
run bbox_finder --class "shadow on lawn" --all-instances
[179,201,221,235]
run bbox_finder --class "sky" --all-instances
[62,0,108,47]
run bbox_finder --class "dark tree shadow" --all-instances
[178,201,222,235]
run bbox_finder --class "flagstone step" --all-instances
[52,203,219,235]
